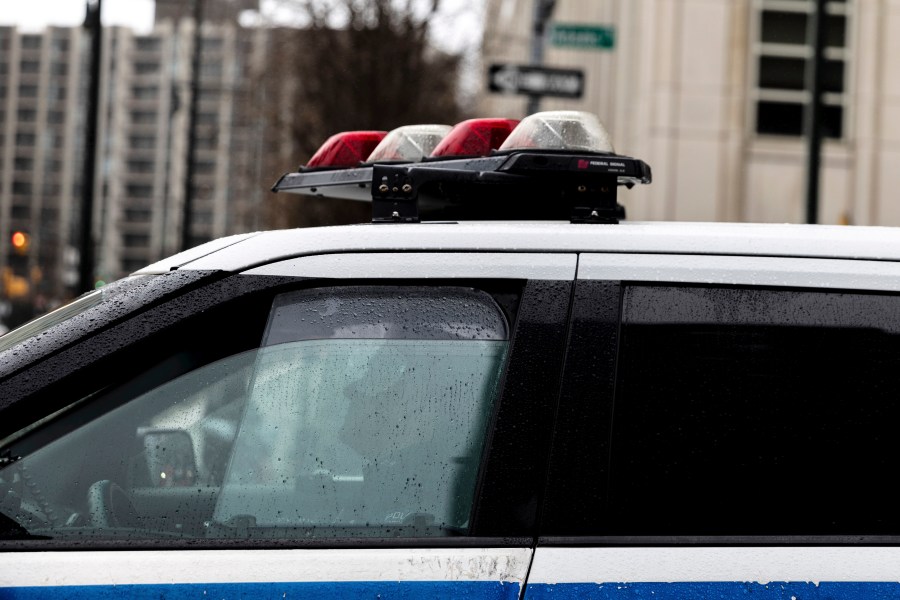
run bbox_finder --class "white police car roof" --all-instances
[136,220,900,276]
[136,112,900,277]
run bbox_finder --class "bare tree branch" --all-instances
[254,0,467,228]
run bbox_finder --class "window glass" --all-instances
[216,287,507,536]
[753,1,850,139]
[0,286,509,541]
[607,285,900,536]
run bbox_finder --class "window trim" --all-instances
[542,274,900,544]
[577,253,900,292]
[243,252,577,281]
[0,272,573,549]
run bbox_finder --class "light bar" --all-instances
[366,124,452,163]
[305,131,387,169]
[272,111,652,225]
[499,110,615,154]
[429,118,520,158]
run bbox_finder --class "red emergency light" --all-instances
[304,131,387,169]
[429,118,520,158]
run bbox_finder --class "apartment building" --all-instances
[0,16,266,314]
[0,26,84,306]
[99,20,265,277]
[479,0,900,226]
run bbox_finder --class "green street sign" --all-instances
[551,23,615,50]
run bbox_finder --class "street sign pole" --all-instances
[181,0,203,251]
[78,0,101,294]
[804,0,826,225]
[527,0,556,115]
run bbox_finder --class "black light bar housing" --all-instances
[272,150,652,224]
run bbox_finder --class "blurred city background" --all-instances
[0,0,897,329]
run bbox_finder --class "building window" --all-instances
[752,0,851,139]
[194,160,216,175]
[135,61,160,75]
[40,207,59,224]
[51,37,70,53]
[135,37,161,52]
[201,61,222,78]
[195,134,218,150]
[197,112,218,126]
[128,159,155,173]
[21,35,42,50]
[129,135,156,149]
[42,182,60,196]
[131,111,157,125]
[124,208,153,223]
[14,156,33,171]
[15,132,36,146]
[47,85,66,102]
[20,60,40,74]
[126,184,153,199]
[203,37,224,52]
[12,180,32,195]
[131,85,159,100]
[122,233,151,247]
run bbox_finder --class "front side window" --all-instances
[752,0,851,138]
[0,286,510,542]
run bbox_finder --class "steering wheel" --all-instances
[87,480,141,529]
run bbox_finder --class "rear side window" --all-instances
[608,285,900,536]
[0,285,509,542]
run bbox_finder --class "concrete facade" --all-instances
[479,0,900,226]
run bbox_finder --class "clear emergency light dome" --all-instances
[499,110,615,154]
[366,124,452,162]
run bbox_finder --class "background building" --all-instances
[0,26,85,316]
[96,19,265,278]
[0,7,266,322]
[154,0,258,24]
[479,0,899,226]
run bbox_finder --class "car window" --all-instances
[0,285,510,541]
[606,285,900,536]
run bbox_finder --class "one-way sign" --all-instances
[488,64,584,99]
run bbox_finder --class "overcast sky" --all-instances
[0,0,156,33]
[0,0,483,54]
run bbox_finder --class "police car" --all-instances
[3,111,900,598]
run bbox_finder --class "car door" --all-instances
[0,251,574,598]
[525,252,900,599]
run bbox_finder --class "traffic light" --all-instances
[11,231,30,255]
[5,231,31,299]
